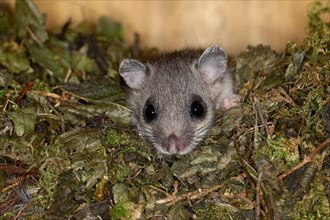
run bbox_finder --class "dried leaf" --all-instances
[7,106,37,136]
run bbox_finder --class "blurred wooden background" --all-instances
[5,0,322,55]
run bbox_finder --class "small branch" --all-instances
[253,96,270,138]
[278,137,330,180]
[269,194,281,220]
[255,172,263,220]
[171,180,179,197]
[27,27,42,45]
[2,90,14,112]
[152,184,223,206]
[223,192,255,207]
[0,178,22,193]
[233,138,256,190]
[13,203,28,220]
[64,68,72,83]
[278,86,297,106]
[30,90,62,100]
[149,185,174,204]
[237,123,273,142]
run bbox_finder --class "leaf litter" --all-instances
[0,1,329,219]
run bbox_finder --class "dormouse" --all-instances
[119,45,240,154]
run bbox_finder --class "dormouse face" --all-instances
[119,45,239,154]
[133,63,216,154]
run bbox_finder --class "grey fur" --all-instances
[119,45,239,154]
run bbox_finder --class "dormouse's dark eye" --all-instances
[143,98,157,122]
[145,104,156,121]
[190,100,205,118]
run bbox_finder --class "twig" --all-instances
[27,27,42,45]
[30,90,62,100]
[0,178,22,193]
[237,123,273,142]
[255,172,263,220]
[253,96,270,138]
[224,192,255,207]
[149,180,180,206]
[233,138,256,190]
[278,86,297,106]
[13,203,28,220]
[64,68,72,83]
[2,90,13,112]
[172,180,179,197]
[269,194,281,220]
[152,184,223,205]
[278,137,330,180]
[233,137,271,218]
[149,185,174,204]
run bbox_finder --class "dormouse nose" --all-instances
[163,133,186,154]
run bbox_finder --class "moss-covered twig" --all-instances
[278,137,330,180]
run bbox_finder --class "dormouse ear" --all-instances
[119,59,147,89]
[196,45,227,84]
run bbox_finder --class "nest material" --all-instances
[0,1,329,219]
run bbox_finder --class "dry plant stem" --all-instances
[269,194,281,220]
[64,68,72,83]
[236,193,255,207]
[278,137,330,180]
[231,173,247,181]
[13,203,28,220]
[255,172,263,220]
[153,184,223,205]
[237,123,273,142]
[172,180,179,197]
[224,192,255,207]
[0,165,34,174]
[0,178,21,193]
[27,27,42,45]
[233,138,270,218]
[2,90,13,112]
[30,90,82,106]
[149,185,174,204]
[30,90,62,100]
[253,96,270,138]
[233,139,256,190]
[278,86,297,106]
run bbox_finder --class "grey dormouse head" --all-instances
[119,45,240,155]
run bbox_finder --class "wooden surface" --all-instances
[5,0,323,54]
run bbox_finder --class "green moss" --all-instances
[107,129,122,147]
[293,176,330,219]
[0,212,15,220]
[111,202,131,220]
[195,203,253,220]
[267,138,300,165]
[106,129,134,147]
[116,165,131,182]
